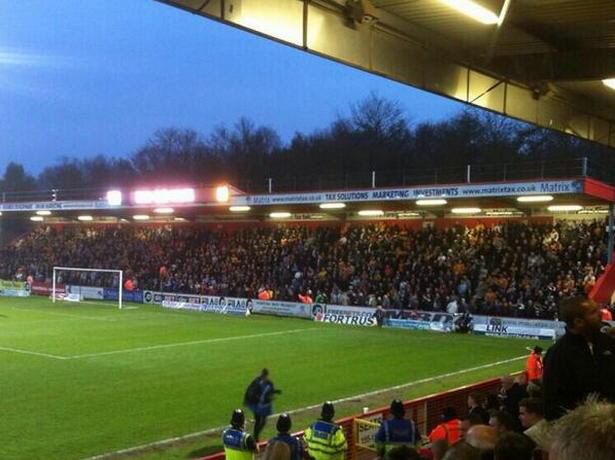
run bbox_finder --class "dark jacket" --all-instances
[544,330,615,420]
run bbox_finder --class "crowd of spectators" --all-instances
[0,219,608,319]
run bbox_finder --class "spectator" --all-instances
[385,445,421,460]
[442,442,481,460]
[1,221,607,319]
[465,425,497,459]
[460,414,483,440]
[431,439,449,460]
[518,398,550,452]
[493,432,535,460]
[488,411,517,436]
[498,376,527,425]
[428,407,461,445]
[543,297,615,420]
[467,393,490,424]
[548,401,615,460]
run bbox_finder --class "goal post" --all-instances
[52,266,123,309]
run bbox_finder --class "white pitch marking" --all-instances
[69,327,318,359]
[0,346,69,360]
[83,354,526,460]
[8,306,118,322]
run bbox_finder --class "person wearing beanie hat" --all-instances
[304,402,347,460]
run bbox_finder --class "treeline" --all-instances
[2,93,614,194]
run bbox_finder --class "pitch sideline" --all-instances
[83,354,526,460]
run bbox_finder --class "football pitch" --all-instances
[1,297,538,460]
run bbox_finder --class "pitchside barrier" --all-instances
[200,374,518,460]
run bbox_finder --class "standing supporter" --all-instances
[374,305,386,327]
[244,369,282,441]
[465,425,497,458]
[428,407,461,445]
[600,304,613,321]
[498,376,527,424]
[525,347,543,384]
[543,297,615,420]
[268,414,303,460]
[467,392,490,424]
[375,400,421,457]
[222,409,257,460]
[518,398,550,451]
[488,411,517,436]
[303,402,347,460]
[298,290,313,304]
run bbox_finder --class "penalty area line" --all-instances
[69,327,319,359]
[83,354,526,460]
[0,346,69,360]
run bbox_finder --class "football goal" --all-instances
[52,266,124,309]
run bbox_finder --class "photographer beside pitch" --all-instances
[244,369,282,441]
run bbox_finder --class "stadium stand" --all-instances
[0,219,608,319]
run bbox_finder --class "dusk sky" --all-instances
[0,0,464,176]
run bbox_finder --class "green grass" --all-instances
[0,297,539,460]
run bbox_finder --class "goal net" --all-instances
[52,266,124,309]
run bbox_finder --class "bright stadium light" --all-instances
[548,205,583,212]
[319,202,346,209]
[106,190,123,206]
[270,212,291,219]
[154,207,174,214]
[229,206,251,212]
[439,0,499,25]
[215,185,230,203]
[603,79,615,90]
[358,210,384,217]
[451,207,482,214]
[30,216,44,222]
[578,208,608,214]
[133,214,150,220]
[133,188,195,205]
[77,215,93,221]
[517,195,554,203]
[0,212,3,216]
[416,199,447,206]
[398,211,420,217]
[486,210,515,216]
[36,210,51,216]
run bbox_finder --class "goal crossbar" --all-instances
[52,266,123,309]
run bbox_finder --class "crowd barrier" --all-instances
[200,374,516,460]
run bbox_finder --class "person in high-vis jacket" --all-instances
[375,400,421,457]
[304,402,347,460]
[222,409,257,460]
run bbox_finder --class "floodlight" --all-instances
[154,207,174,214]
[319,203,346,209]
[133,214,150,220]
[439,0,499,25]
[517,195,553,203]
[603,79,615,90]
[548,205,583,212]
[30,216,44,222]
[451,207,482,214]
[230,206,251,212]
[270,212,291,218]
[36,210,51,216]
[107,190,123,206]
[216,185,230,203]
[358,210,384,216]
[416,199,447,206]
[78,215,93,221]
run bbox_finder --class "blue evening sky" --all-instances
[0,0,464,175]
